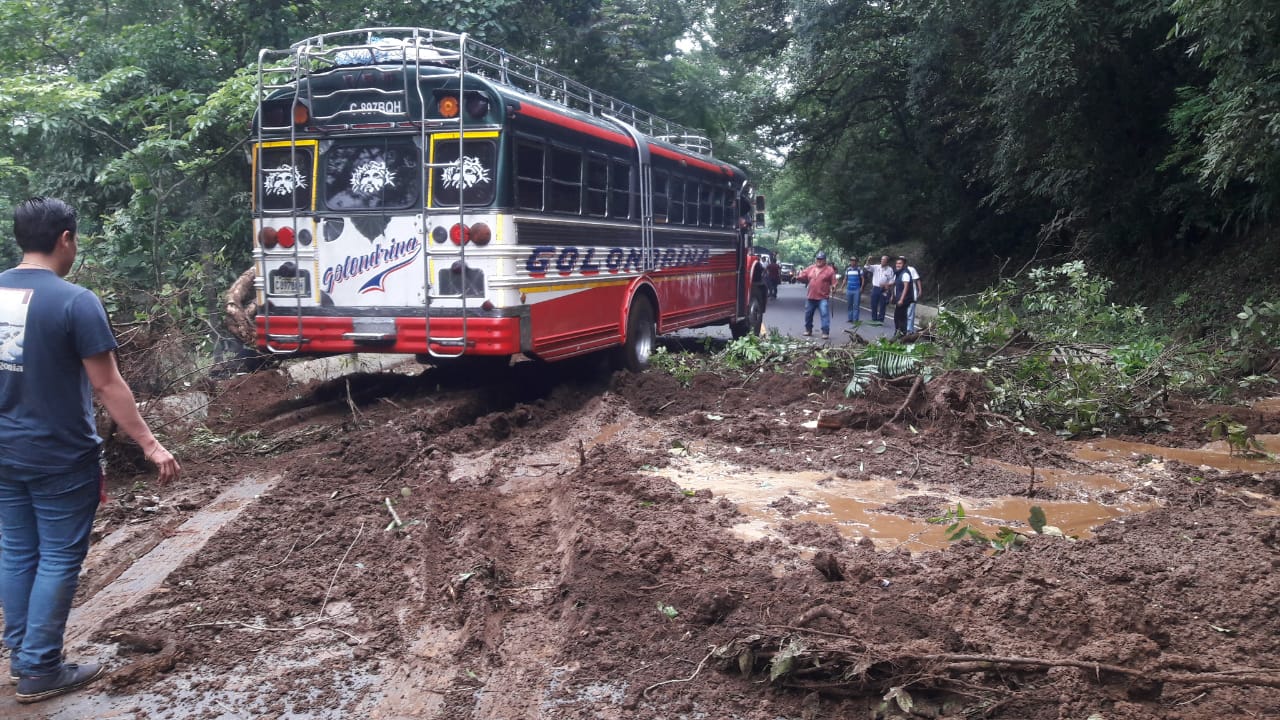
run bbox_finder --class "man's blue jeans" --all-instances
[869,287,886,321]
[846,291,861,322]
[907,302,917,332]
[804,298,830,335]
[0,461,100,677]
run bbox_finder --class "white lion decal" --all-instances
[351,160,396,195]
[263,164,307,196]
[442,156,491,190]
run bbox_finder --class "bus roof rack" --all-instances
[264,27,715,156]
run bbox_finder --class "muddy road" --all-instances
[2,348,1279,719]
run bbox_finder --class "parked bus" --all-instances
[251,28,765,370]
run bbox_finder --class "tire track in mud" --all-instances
[0,474,280,719]
[2,358,623,719]
[370,394,633,719]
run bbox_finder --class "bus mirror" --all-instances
[755,212,766,229]
[755,195,766,212]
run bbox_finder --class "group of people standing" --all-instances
[792,252,921,339]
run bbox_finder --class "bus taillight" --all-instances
[293,103,310,126]
[470,223,491,246]
[277,227,296,249]
[439,96,460,118]
[449,223,469,245]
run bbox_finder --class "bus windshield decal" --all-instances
[264,164,307,197]
[259,146,313,211]
[324,139,420,211]
[441,156,491,191]
[431,138,496,206]
[351,159,397,195]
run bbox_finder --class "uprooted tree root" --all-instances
[706,605,1280,703]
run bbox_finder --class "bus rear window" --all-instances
[258,147,313,212]
[323,138,421,211]
[432,139,496,207]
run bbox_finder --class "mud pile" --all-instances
[2,353,1278,719]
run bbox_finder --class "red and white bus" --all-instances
[252,27,765,370]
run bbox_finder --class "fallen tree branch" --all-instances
[882,375,924,429]
[642,647,715,699]
[921,653,1280,689]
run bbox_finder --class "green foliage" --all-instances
[859,338,926,379]
[1022,262,1146,342]
[1204,415,1270,458]
[648,346,699,386]
[1169,0,1280,201]
[927,503,1047,553]
[720,331,804,370]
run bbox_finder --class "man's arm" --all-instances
[83,351,181,483]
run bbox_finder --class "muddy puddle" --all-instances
[1078,434,1280,474]
[658,429,1280,553]
[657,457,1157,552]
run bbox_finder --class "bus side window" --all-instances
[609,159,631,219]
[516,140,544,211]
[585,155,608,217]
[549,145,582,214]
[684,180,698,226]
[668,175,684,225]
[722,188,737,228]
[711,187,725,227]
[699,183,713,226]
[652,170,668,223]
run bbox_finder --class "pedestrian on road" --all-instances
[869,255,895,325]
[797,251,837,339]
[892,255,917,338]
[844,256,863,323]
[905,262,923,332]
[766,258,780,299]
[0,197,181,704]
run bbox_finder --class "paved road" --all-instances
[667,282,919,346]
[761,281,897,345]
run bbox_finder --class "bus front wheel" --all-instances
[618,295,656,372]
[731,287,766,339]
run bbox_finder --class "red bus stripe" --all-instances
[650,145,730,175]
[517,104,635,148]
[516,103,734,177]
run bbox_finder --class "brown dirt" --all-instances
[4,353,1279,719]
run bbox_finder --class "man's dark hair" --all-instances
[13,196,77,253]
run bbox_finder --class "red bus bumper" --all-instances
[255,315,523,355]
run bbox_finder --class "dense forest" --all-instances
[0,0,1276,340]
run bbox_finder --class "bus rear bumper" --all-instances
[255,315,524,355]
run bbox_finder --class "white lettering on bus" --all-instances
[349,101,404,115]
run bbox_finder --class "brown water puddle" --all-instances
[1078,435,1280,474]
[1250,397,1280,414]
[655,460,1155,553]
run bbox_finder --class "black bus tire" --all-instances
[731,287,766,339]
[618,295,656,372]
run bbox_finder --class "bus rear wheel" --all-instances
[618,295,656,372]
[731,287,766,339]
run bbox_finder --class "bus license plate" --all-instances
[272,276,306,296]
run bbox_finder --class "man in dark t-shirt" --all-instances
[0,197,180,703]
[892,256,916,337]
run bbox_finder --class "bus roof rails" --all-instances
[265,27,716,157]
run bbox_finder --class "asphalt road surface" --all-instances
[760,281,898,345]
[668,281,911,346]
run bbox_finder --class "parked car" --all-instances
[779,263,795,283]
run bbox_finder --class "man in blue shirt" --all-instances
[844,256,863,323]
[0,197,180,703]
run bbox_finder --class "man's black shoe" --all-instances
[15,662,105,704]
